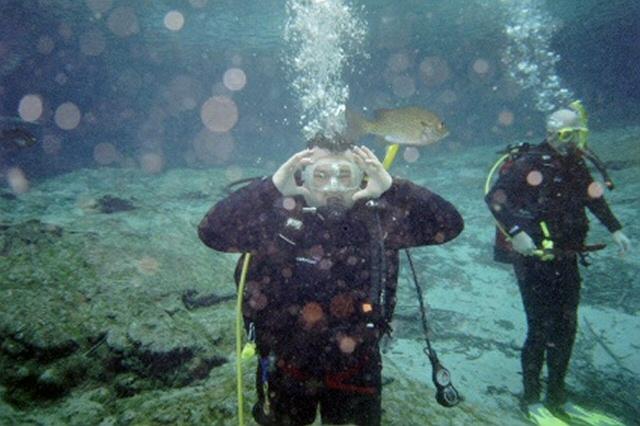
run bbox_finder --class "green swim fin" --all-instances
[526,403,570,426]
[562,402,626,426]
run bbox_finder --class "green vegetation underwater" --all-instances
[0,0,638,424]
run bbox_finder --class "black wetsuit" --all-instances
[199,177,463,425]
[485,142,622,408]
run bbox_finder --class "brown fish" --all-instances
[346,106,449,146]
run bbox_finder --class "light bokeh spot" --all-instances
[200,96,239,133]
[338,336,357,354]
[7,168,29,194]
[498,110,515,126]
[473,58,490,74]
[588,181,604,199]
[140,153,165,174]
[164,11,185,31]
[223,68,247,91]
[107,6,139,37]
[403,147,420,163]
[282,197,296,210]
[301,302,324,328]
[94,142,119,165]
[419,56,450,87]
[192,131,235,165]
[54,102,82,130]
[526,170,543,186]
[18,95,43,122]
[492,189,507,205]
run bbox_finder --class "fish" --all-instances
[0,117,38,149]
[0,127,37,149]
[346,106,449,146]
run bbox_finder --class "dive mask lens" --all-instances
[557,127,587,143]
[302,161,363,193]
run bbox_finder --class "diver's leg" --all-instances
[514,258,548,406]
[253,362,318,426]
[545,256,580,409]
[320,347,382,426]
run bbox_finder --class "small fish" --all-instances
[346,106,449,146]
[0,116,38,149]
[0,127,37,148]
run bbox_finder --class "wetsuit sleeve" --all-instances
[484,157,534,236]
[577,163,623,233]
[381,179,464,249]
[198,177,287,252]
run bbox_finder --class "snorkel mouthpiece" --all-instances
[321,197,348,223]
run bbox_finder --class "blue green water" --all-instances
[0,1,638,424]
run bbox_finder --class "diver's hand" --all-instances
[612,230,631,256]
[511,231,537,256]
[272,149,313,198]
[351,145,393,202]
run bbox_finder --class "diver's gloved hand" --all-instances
[272,149,313,198]
[510,231,537,256]
[612,230,631,256]
[351,145,392,202]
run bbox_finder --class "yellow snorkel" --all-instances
[568,100,589,150]
[382,144,400,170]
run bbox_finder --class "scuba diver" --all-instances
[485,102,631,426]
[198,133,463,425]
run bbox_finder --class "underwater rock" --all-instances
[81,195,135,214]
[182,289,235,310]
[37,367,66,396]
[114,373,142,398]
[95,195,135,214]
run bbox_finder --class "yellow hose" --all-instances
[483,152,512,237]
[236,253,252,426]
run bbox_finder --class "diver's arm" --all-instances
[198,177,288,252]
[578,164,623,233]
[579,162,629,254]
[382,179,464,249]
[586,195,622,233]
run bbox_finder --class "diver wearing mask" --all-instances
[485,102,631,425]
[198,132,463,425]
[279,134,385,220]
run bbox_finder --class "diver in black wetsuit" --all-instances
[485,105,631,422]
[198,133,463,425]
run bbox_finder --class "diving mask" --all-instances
[301,160,363,193]
[556,126,588,143]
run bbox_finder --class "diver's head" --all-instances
[545,108,587,155]
[300,133,363,209]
